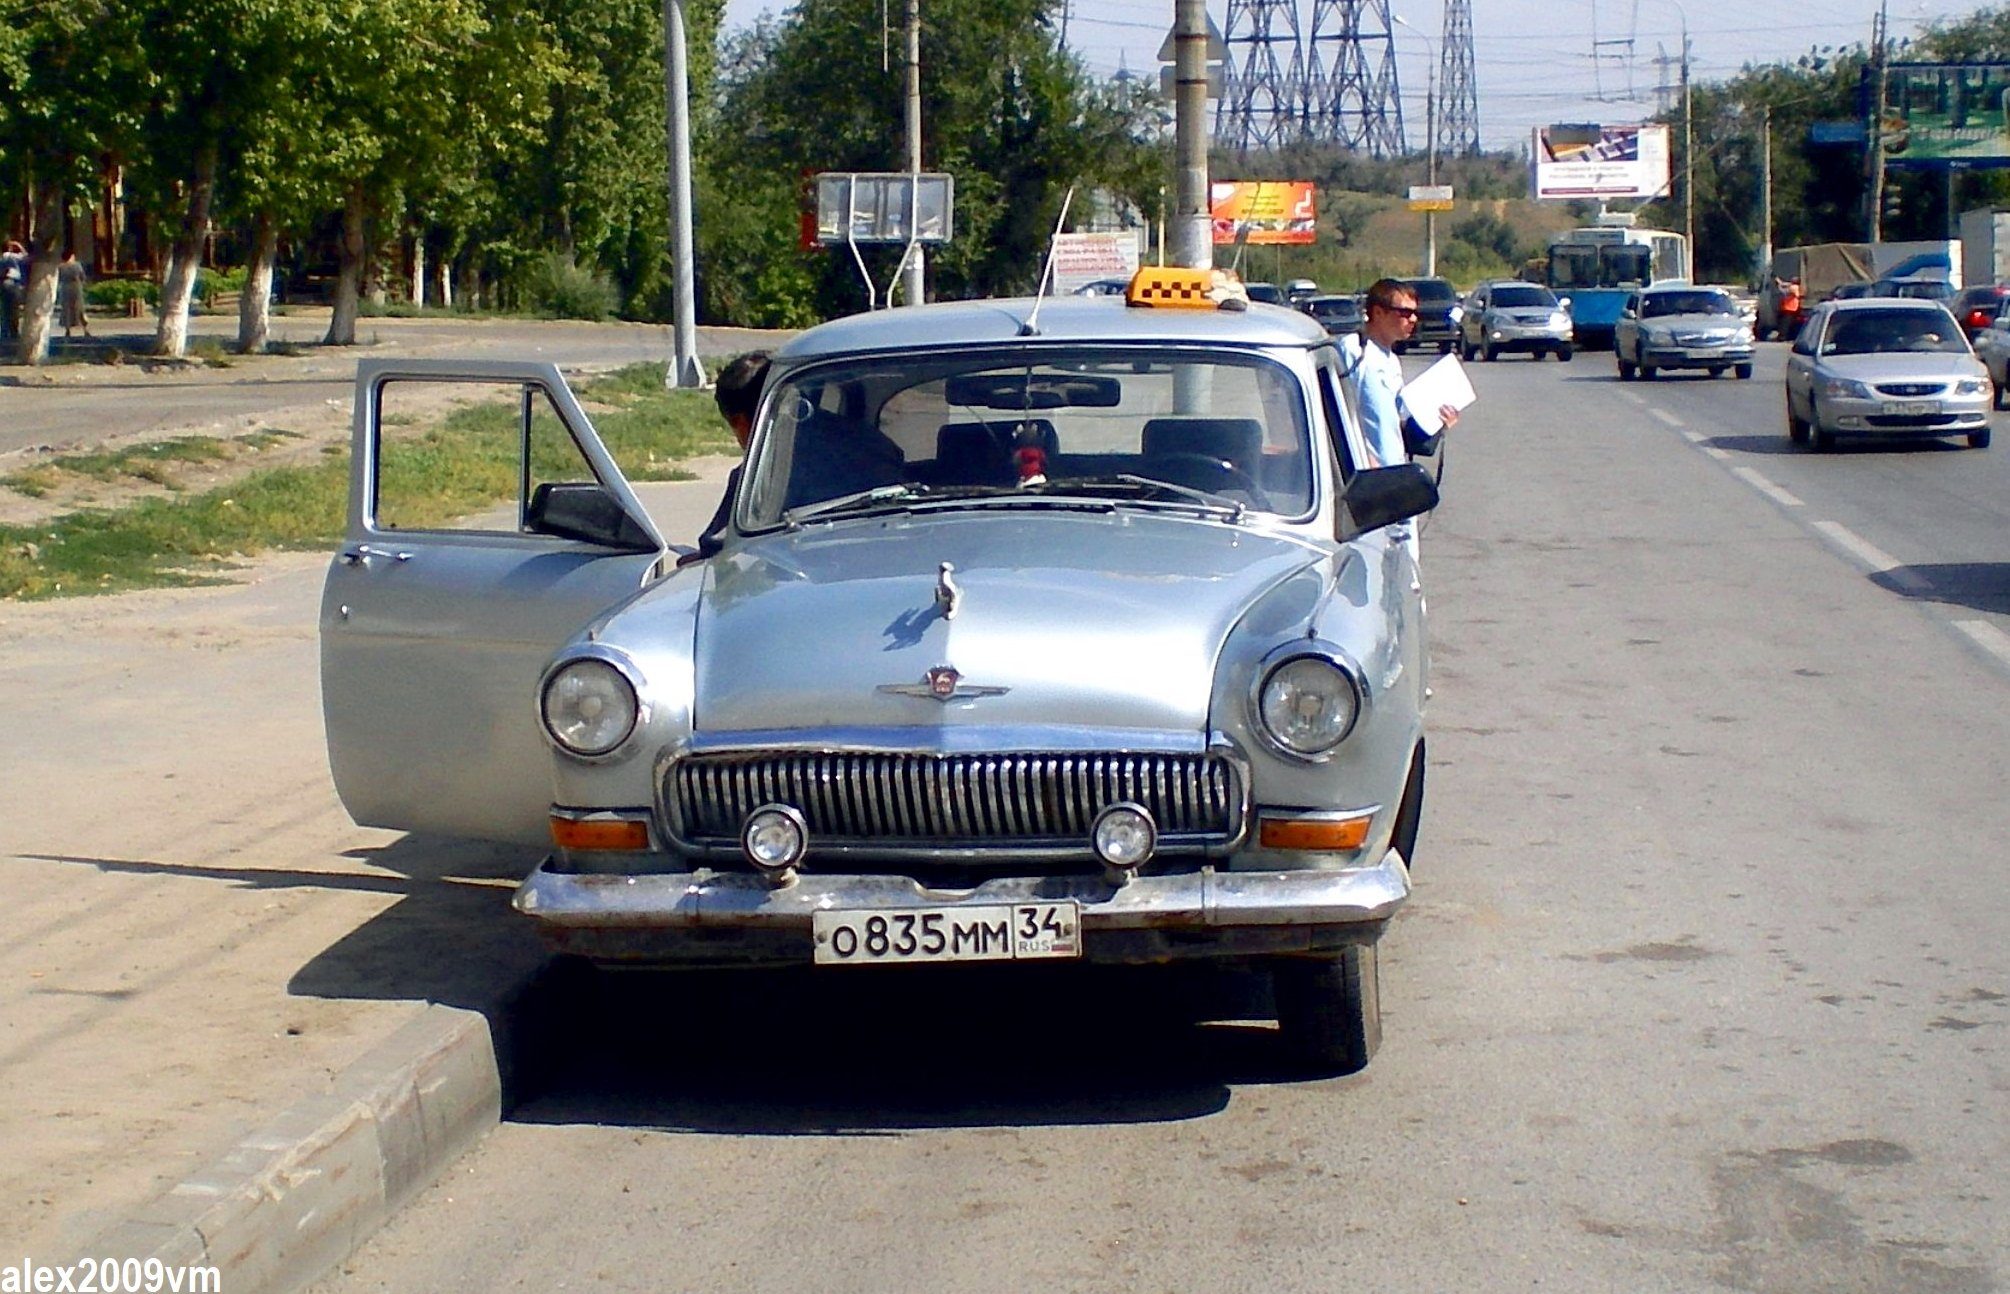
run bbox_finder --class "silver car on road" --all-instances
[1614,283,1755,380]
[319,269,1439,1074]
[1784,298,1992,451]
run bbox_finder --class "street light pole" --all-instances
[1391,15,1438,277]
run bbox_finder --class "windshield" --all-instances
[1548,247,1601,290]
[1820,309,1970,356]
[1598,245,1652,287]
[742,350,1316,527]
[1491,286,1556,308]
[1407,279,1457,303]
[1309,298,1359,319]
[1642,291,1737,318]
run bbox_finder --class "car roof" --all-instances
[1821,296,1958,313]
[773,295,1331,362]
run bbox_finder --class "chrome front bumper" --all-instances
[514,854,1410,964]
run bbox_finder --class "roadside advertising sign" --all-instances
[1047,231,1143,294]
[1530,124,1672,200]
[1210,181,1317,245]
[1879,64,2010,166]
[1407,184,1455,211]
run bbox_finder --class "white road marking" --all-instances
[1681,430,1706,443]
[1703,446,1732,460]
[1730,466,1803,507]
[1954,620,2010,668]
[1812,520,1931,591]
[1620,392,1646,405]
[1651,409,1684,427]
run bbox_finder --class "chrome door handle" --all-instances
[338,545,413,566]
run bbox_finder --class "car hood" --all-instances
[670,510,1326,736]
[1818,352,1985,382]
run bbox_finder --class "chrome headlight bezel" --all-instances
[539,646,648,761]
[1249,645,1368,763]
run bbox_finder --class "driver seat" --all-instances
[1141,417,1264,480]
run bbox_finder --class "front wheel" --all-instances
[1460,338,1476,362]
[1993,378,2007,411]
[1273,944,1382,1076]
[1640,361,1658,380]
[1787,396,1810,444]
[1482,342,1498,362]
[1618,356,1636,381]
[1810,399,1835,451]
[1970,426,1992,449]
[1735,363,1754,380]
[1556,346,1574,362]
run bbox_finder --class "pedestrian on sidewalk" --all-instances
[57,249,91,340]
[0,241,25,342]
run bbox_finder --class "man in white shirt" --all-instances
[1340,278,1459,466]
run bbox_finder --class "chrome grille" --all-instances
[1875,382,1943,397]
[667,750,1240,848]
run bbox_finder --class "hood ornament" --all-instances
[878,665,1010,704]
[935,561,961,620]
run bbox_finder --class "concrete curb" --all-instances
[67,1002,506,1294]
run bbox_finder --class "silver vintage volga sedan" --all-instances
[319,268,1439,1073]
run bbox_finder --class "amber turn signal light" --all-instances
[1258,814,1371,851]
[549,816,650,851]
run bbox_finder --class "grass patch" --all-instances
[2,431,304,497]
[0,364,731,600]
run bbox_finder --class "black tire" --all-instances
[1970,426,1992,449]
[1482,342,1498,362]
[1273,943,1382,1076]
[1617,357,1636,381]
[1460,338,1476,362]
[1439,341,1453,355]
[1390,742,1426,870]
[1787,397,1810,444]
[1810,399,1835,451]
[1640,361,1658,380]
[1557,346,1574,362]
[1735,363,1754,380]
[1994,378,2007,411]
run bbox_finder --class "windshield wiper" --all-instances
[782,482,1027,526]
[1035,474,1246,520]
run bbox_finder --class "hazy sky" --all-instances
[719,0,1995,151]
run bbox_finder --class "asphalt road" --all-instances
[306,344,2010,1293]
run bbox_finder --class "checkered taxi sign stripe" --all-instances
[1127,269,1217,308]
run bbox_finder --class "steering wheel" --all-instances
[1147,451,1267,503]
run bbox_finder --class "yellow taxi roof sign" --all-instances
[1127,266,1251,311]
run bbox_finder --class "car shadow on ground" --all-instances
[1873,562,2010,615]
[504,958,1324,1131]
[1703,434,1975,457]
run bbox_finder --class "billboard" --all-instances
[1210,181,1316,245]
[1531,124,1671,200]
[1880,63,2010,165]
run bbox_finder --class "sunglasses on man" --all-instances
[1372,302,1419,318]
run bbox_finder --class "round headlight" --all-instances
[1257,656,1361,757]
[1092,803,1157,871]
[741,804,808,875]
[541,658,639,756]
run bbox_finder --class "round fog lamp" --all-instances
[741,804,808,875]
[1092,803,1157,871]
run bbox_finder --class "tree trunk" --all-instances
[326,188,367,345]
[410,233,426,309]
[238,213,278,354]
[434,255,452,311]
[16,185,64,364]
[154,141,218,359]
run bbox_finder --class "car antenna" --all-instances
[1019,185,1076,338]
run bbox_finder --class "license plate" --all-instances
[1686,349,1723,361]
[813,903,1081,965]
[1882,400,1937,416]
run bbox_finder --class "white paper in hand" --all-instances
[1396,354,1477,436]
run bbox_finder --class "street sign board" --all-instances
[1160,64,1224,99]
[1879,63,2010,166]
[1407,184,1455,211]
[1047,231,1145,294]
[1157,17,1228,62]
[814,173,955,245]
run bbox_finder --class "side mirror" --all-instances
[1558,295,1572,310]
[526,481,659,552]
[1341,463,1439,538]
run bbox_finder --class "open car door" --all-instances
[321,359,667,846]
